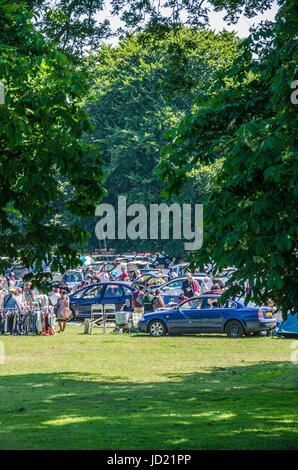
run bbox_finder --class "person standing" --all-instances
[200,277,210,294]
[4,276,14,290]
[132,285,144,313]
[182,273,195,298]
[193,278,200,294]
[55,290,70,333]
[23,282,35,307]
[143,289,153,313]
[2,287,21,311]
[132,269,141,281]
[151,288,165,311]
[120,266,129,282]
[168,268,177,280]
[99,268,109,282]
[16,287,26,310]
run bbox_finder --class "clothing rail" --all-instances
[0,307,56,336]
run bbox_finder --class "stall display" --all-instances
[0,307,56,335]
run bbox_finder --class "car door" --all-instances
[72,284,105,318]
[199,297,226,332]
[101,284,130,314]
[173,298,204,333]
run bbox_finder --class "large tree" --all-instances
[84,28,240,255]
[157,0,298,316]
[0,1,105,284]
[26,1,277,58]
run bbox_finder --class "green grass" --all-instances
[0,325,297,449]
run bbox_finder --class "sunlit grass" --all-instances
[0,325,297,449]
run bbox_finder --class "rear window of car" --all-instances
[64,272,82,282]
[104,285,124,297]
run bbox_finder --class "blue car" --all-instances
[69,282,134,319]
[137,294,276,338]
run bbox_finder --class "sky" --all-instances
[97,1,280,44]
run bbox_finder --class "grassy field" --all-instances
[0,324,297,450]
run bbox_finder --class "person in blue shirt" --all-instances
[121,300,133,313]
[2,287,21,311]
[120,300,133,325]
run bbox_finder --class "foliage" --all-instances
[84,28,240,255]
[157,0,298,315]
[0,1,105,284]
[25,0,111,59]
[26,1,277,58]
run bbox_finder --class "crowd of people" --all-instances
[0,274,72,334]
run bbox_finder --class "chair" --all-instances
[90,304,104,333]
[102,304,116,334]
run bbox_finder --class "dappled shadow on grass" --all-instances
[130,333,256,339]
[0,362,297,450]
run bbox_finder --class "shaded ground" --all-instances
[0,326,297,449]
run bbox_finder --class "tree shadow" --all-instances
[0,362,297,450]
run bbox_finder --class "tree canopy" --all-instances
[157,0,298,315]
[84,28,240,255]
[0,1,105,283]
[1,0,296,316]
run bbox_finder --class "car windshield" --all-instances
[64,272,82,283]
[180,298,203,310]
[72,288,88,299]
[82,285,104,299]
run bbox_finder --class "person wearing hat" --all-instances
[2,287,21,311]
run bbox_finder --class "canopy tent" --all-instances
[276,312,298,338]
[80,256,94,265]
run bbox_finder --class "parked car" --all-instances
[61,270,84,290]
[131,272,168,290]
[149,276,204,304]
[137,294,276,338]
[68,281,134,319]
[150,255,174,268]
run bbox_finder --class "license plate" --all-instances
[267,312,272,316]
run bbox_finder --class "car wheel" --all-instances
[148,320,167,337]
[225,320,244,338]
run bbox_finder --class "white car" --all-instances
[154,276,206,303]
[61,270,84,290]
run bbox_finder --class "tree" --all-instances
[0,1,105,285]
[84,28,240,255]
[157,0,298,316]
[27,0,111,59]
[26,1,277,58]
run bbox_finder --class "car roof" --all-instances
[86,281,132,287]
[182,294,222,300]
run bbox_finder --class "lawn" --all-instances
[0,324,297,450]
